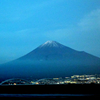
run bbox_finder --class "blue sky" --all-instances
[0,0,100,64]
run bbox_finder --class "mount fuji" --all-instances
[0,41,100,81]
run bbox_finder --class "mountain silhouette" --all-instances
[0,41,100,82]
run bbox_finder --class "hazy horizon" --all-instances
[0,0,100,64]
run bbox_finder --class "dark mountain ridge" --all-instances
[0,41,100,82]
[18,41,100,62]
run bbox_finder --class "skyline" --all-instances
[0,0,100,64]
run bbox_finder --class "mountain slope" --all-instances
[0,41,100,82]
[18,41,100,65]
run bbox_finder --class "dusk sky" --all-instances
[0,0,100,64]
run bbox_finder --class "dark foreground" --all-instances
[0,84,100,98]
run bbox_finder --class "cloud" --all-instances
[45,9,100,42]
[78,9,100,31]
[77,9,100,46]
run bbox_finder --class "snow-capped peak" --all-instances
[44,41,58,45]
[39,41,64,48]
[44,41,54,45]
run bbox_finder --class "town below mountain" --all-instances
[1,74,100,85]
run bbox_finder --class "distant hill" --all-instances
[0,41,100,82]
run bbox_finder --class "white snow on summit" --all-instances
[39,41,63,48]
[44,41,54,44]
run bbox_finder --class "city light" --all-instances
[1,74,100,85]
